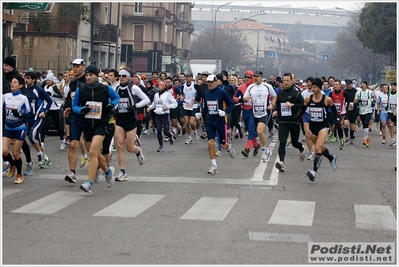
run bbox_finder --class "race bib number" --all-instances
[183,102,193,110]
[155,99,164,109]
[280,103,292,116]
[193,103,198,109]
[117,97,129,113]
[333,100,341,113]
[207,100,218,115]
[85,101,102,119]
[6,104,18,120]
[348,102,354,111]
[309,107,323,122]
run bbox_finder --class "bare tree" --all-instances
[329,17,387,83]
[191,27,254,71]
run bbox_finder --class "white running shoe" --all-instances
[207,165,219,174]
[228,148,236,159]
[115,171,128,182]
[307,152,315,160]
[185,138,192,144]
[261,149,272,162]
[60,139,66,150]
[137,147,145,165]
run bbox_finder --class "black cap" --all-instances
[216,74,223,81]
[345,79,352,85]
[3,56,16,69]
[254,71,263,76]
[186,73,193,77]
[312,78,323,89]
[221,70,229,77]
[85,65,98,76]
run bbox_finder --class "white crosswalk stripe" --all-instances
[268,200,315,226]
[11,191,85,214]
[354,204,396,231]
[93,194,165,218]
[180,197,238,221]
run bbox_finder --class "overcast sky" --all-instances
[198,1,366,11]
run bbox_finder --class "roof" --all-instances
[220,19,288,34]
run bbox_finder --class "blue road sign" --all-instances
[269,52,276,59]
[322,54,329,61]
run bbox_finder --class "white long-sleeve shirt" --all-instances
[149,91,178,115]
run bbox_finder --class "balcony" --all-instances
[92,24,119,44]
[13,16,78,37]
[122,4,172,22]
[122,40,192,59]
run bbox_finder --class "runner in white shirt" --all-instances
[376,84,389,144]
[354,80,375,147]
[181,73,198,144]
[243,71,276,162]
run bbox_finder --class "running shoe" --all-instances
[7,165,16,178]
[200,132,207,139]
[3,161,10,173]
[135,134,142,147]
[80,181,92,193]
[60,140,66,150]
[286,140,291,147]
[382,139,386,144]
[207,164,219,174]
[330,136,336,143]
[390,139,396,146]
[169,136,174,145]
[65,139,70,145]
[105,166,115,188]
[307,170,316,182]
[157,146,164,152]
[275,161,285,172]
[194,132,200,141]
[299,150,306,161]
[339,138,345,150]
[14,174,24,184]
[185,137,192,144]
[215,149,223,157]
[43,155,51,168]
[115,171,128,182]
[253,144,260,156]
[362,138,367,146]
[307,152,315,160]
[164,137,170,142]
[228,147,236,159]
[349,140,355,145]
[111,145,117,152]
[23,162,34,176]
[94,170,102,182]
[269,130,274,138]
[241,148,250,158]
[261,149,272,162]
[366,137,370,147]
[137,147,145,165]
[65,172,77,183]
[143,129,149,135]
[80,156,89,168]
[330,155,338,172]
[379,131,382,136]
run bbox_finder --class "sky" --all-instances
[197,1,366,11]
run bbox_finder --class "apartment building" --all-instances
[5,2,193,75]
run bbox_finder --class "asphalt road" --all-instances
[2,124,397,265]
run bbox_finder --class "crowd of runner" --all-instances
[2,56,397,192]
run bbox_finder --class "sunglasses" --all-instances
[245,76,251,79]
[119,75,127,78]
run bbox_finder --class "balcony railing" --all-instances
[123,40,192,59]
[13,16,79,36]
[122,4,172,20]
[92,24,119,43]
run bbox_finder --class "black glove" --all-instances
[12,109,21,117]
[105,104,114,113]
[238,97,244,104]
[128,105,136,113]
[109,108,116,116]
[47,91,52,96]
[81,105,91,114]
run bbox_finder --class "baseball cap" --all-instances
[216,74,223,81]
[345,79,352,85]
[71,58,86,66]
[85,65,98,76]
[186,73,193,77]
[254,71,263,76]
[201,71,210,76]
[206,74,217,82]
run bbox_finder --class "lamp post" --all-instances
[228,12,266,74]
[212,2,231,59]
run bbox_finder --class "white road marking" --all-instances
[354,204,396,231]
[180,197,238,221]
[3,188,22,198]
[11,191,84,214]
[268,200,315,226]
[93,194,165,217]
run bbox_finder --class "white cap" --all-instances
[71,58,86,66]
[206,74,216,82]
[341,81,346,85]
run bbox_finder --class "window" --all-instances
[134,2,143,13]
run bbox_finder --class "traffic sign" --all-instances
[368,73,372,78]
[322,54,329,61]
[386,70,396,82]
[269,52,276,59]
[7,3,49,10]
[232,66,236,71]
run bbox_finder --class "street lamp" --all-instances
[228,12,266,74]
[335,7,358,15]
[330,20,348,28]
[212,2,231,59]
